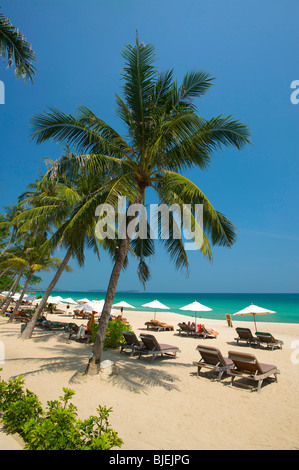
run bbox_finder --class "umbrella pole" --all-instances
[254,314,257,332]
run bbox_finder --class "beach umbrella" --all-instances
[113,300,135,311]
[179,301,212,327]
[113,300,135,318]
[60,297,77,304]
[76,298,90,304]
[142,299,170,320]
[233,303,276,331]
[76,301,104,313]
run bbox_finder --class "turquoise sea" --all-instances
[38,291,299,324]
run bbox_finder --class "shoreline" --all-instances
[1,308,299,450]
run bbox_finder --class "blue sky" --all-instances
[0,0,298,293]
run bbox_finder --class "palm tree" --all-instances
[5,242,65,323]
[30,36,251,373]
[13,163,103,338]
[0,7,37,82]
[0,203,24,259]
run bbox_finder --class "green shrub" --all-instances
[2,389,43,435]
[0,376,123,450]
[0,375,26,412]
[90,318,132,349]
[104,319,132,349]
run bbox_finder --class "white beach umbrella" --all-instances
[60,297,77,304]
[76,301,104,313]
[233,303,276,331]
[113,300,135,310]
[76,298,90,304]
[46,296,64,304]
[180,301,212,327]
[142,299,170,320]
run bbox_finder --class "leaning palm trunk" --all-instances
[0,270,17,308]
[8,272,33,323]
[21,248,72,339]
[86,237,131,374]
[0,268,24,315]
[0,227,16,259]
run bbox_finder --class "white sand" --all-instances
[0,309,299,450]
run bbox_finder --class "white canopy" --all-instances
[76,301,104,313]
[179,301,212,326]
[233,303,276,330]
[142,299,170,320]
[180,301,212,312]
[43,296,64,303]
[113,301,135,309]
[12,293,37,302]
[76,298,90,304]
[60,297,77,304]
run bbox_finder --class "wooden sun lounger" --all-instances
[139,334,180,363]
[227,350,280,393]
[41,320,75,331]
[177,323,196,336]
[118,331,145,356]
[196,324,218,339]
[193,344,234,381]
[145,320,174,331]
[255,332,284,350]
[234,327,259,346]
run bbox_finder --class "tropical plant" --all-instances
[0,375,123,450]
[30,36,251,373]
[13,164,102,338]
[0,7,37,82]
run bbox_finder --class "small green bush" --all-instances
[0,375,123,450]
[90,318,132,349]
[104,319,132,349]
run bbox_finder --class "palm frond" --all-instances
[0,9,36,82]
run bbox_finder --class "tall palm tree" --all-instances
[0,7,36,82]
[0,203,24,259]
[13,163,104,338]
[5,241,65,323]
[30,36,251,373]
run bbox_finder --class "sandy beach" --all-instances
[0,308,299,450]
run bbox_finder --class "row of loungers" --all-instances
[177,322,218,339]
[235,327,284,350]
[193,344,280,393]
[119,332,280,393]
[118,331,180,363]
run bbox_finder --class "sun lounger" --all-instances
[196,324,218,339]
[41,320,75,331]
[14,310,32,322]
[255,332,284,350]
[145,320,174,331]
[117,331,145,356]
[193,344,234,381]
[227,350,280,393]
[73,310,90,320]
[177,322,195,336]
[139,334,181,363]
[234,327,259,346]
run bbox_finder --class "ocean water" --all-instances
[39,291,299,324]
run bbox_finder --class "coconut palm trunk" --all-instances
[86,236,131,374]
[0,267,24,315]
[21,248,72,339]
[8,272,33,322]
